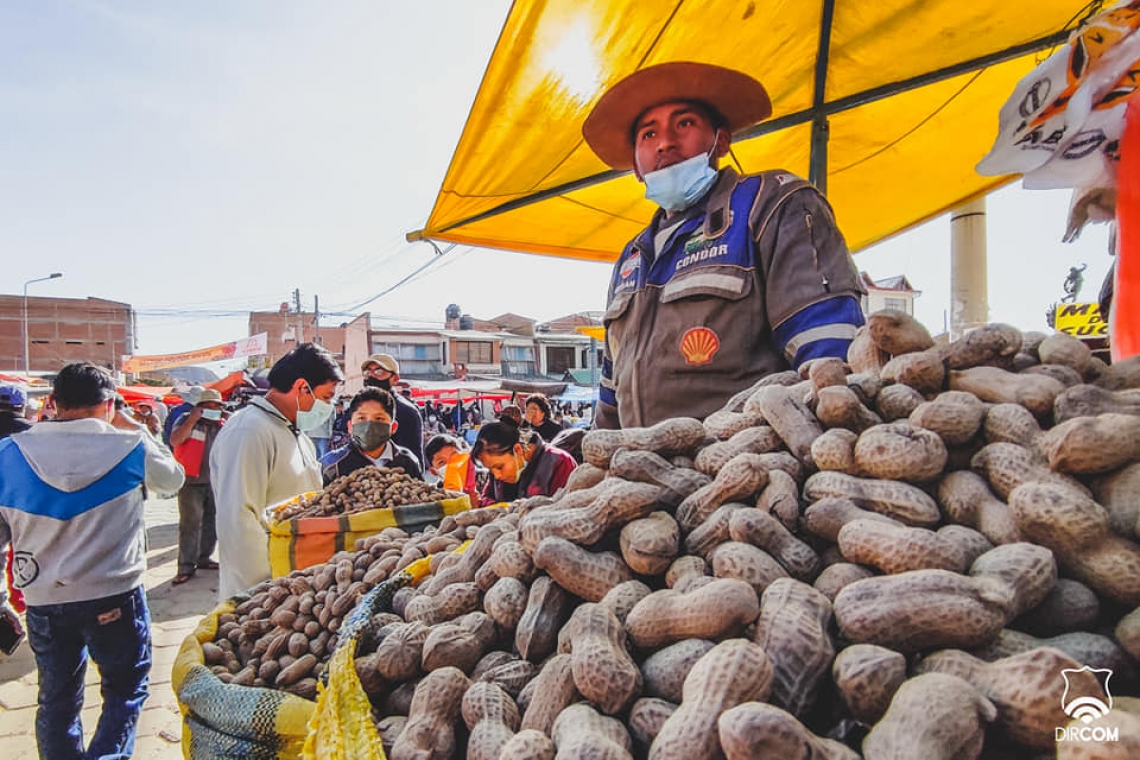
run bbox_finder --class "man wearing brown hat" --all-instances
[360,353,424,467]
[582,62,866,429]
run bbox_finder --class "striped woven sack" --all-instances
[172,598,316,760]
[265,494,471,577]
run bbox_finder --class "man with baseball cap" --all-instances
[582,61,866,429]
[360,353,424,467]
[0,385,31,439]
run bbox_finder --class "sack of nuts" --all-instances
[264,466,472,575]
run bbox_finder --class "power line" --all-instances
[337,243,458,313]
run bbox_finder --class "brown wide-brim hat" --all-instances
[582,61,772,171]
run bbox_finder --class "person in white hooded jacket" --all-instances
[0,362,185,760]
[209,342,343,601]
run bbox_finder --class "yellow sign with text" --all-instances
[1055,303,1108,339]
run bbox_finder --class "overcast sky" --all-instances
[0,1,1114,360]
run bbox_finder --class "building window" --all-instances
[502,345,534,362]
[883,297,910,314]
[579,347,603,367]
[455,341,492,365]
[546,346,576,374]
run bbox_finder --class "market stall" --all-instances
[175,313,1140,760]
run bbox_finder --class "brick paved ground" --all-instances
[0,496,218,759]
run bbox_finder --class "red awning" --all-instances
[207,370,257,400]
[117,385,177,406]
[405,387,514,404]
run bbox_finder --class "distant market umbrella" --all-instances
[408,0,1099,261]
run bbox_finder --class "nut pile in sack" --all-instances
[198,312,1140,759]
[275,467,453,520]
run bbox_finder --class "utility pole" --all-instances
[313,295,322,345]
[293,288,304,344]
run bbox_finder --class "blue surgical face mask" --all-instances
[641,133,720,212]
[200,408,223,422]
[296,385,334,432]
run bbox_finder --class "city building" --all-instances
[860,273,921,316]
[365,310,603,386]
[247,305,356,368]
[0,294,133,373]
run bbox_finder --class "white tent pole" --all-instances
[950,197,989,340]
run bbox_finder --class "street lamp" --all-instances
[23,272,63,374]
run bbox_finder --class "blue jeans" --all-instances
[25,586,152,760]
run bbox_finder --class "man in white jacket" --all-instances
[210,343,343,600]
[0,362,185,760]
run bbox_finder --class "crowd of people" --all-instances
[0,346,591,612]
[0,346,594,759]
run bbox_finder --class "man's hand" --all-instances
[0,603,23,652]
[111,407,146,431]
[169,406,204,447]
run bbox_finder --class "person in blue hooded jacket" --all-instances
[0,362,184,760]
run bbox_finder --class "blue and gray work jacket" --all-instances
[597,167,866,429]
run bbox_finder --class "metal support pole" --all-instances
[294,288,304,345]
[807,0,836,193]
[809,116,830,193]
[950,198,989,340]
[314,295,321,345]
[22,273,63,374]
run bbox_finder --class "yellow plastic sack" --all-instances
[301,557,437,760]
[266,493,471,577]
[301,640,384,760]
[173,598,316,760]
[174,541,466,760]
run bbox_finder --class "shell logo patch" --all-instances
[619,252,641,279]
[680,327,720,366]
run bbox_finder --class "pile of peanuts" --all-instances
[207,311,1140,760]
[274,466,452,520]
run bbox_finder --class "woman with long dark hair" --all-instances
[472,416,576,504]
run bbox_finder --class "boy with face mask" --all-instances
[319,388,423,485]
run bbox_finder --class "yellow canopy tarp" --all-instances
[410,0,1094,261]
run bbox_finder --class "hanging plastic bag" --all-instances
[300,552,443,760]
